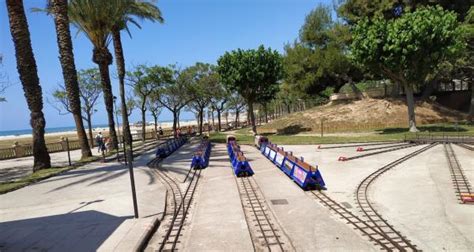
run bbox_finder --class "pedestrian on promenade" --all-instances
[104,137,111,154]
[95,132,104,153]
[176,128,181,137]
[158,126,163,136]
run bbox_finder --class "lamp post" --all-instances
[114,96,139,218]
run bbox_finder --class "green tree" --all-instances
[126,65,159,142]
[149,65,191,136]
[351,6,464,131]
[6,0,51,170]
[183,63,216,135]
[284,5,363,100]
[0,64,10,102]
[67,0,119,149]
[209,78,229,132]
[147,90,162,134]
[339,0,471,24]
[464,7,474,121]
[110,0,163,150]
[217,45,283,134]
[50,0,92,158]
[50,68,102,147]
[226,93,246,128]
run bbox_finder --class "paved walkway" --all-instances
[0,139,161,183]
[182,144,253,251]
[0,144,167,251]
[241,145,377,251]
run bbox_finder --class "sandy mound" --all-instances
[261,98,466,133]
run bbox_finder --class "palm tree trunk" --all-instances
[111,28,133,149]
[51,0,91,159]
[93,47,118,149]
[6,0,51,171]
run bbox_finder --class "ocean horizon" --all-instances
[0,119,198,137]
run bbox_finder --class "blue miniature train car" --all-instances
[227,135,254,177]
[191,138,212,169]
[259,140,326,190]
[155,136,187,158]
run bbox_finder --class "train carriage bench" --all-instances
[257,136,326,190]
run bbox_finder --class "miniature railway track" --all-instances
[236,176,288,252]
[309,191,398,251]
[318,141,403,150]
[342,143,420,161]
[454,143,474,151]
[310,144,437,251]
[146,157,202,251]
[354,143,437,251]
[359,142,413,152]
[444,143,473,204]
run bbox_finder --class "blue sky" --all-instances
[0,0,329,131]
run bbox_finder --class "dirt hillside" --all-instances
[260,98,466,134]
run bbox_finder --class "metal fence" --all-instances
[0,130,170,161]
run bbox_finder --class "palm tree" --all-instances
[111,0,163,149]
[50,0,92,158]
[6,0,51,171]
[67,0,119,149]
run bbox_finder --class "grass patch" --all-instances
[210,122,474,145]
[0,139,160,194]
[0,167,74,194]
[209,132,408,145]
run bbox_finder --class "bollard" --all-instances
[66,138,71,166]
[127,149,139,218]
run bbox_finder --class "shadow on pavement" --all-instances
[0,210,131,251]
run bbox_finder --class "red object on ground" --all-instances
[317,145,321,149]
[461,194,474,204]
[356,147,364,152]
[338,156,347,161]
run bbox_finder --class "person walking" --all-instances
[104,137,111,154]
[95,132,104,153]
[158,126,163,136]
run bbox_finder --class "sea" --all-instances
[0,119,197,138]
[0,124,109,137]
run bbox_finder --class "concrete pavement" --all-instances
[241,145,377,251]
[284,143,474,251]
[0,144,166,251]
[182,143,253,251]
[0,139,161,183]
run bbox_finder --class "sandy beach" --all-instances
[0,120,203,148]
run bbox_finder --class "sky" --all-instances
[0,0,330,131]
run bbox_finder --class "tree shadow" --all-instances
[276,125,311,135]
[0,210,131,251]
[377,125,469,134]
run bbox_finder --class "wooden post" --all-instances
[320,119,324,138]
[12,142,25,158]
